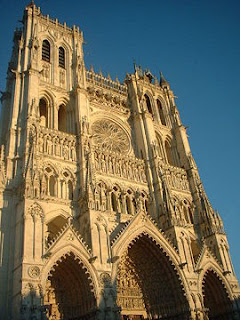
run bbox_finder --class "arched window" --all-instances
[111,192,118,212]
[126,196,132,215]
[42,40,50,62]
[49,175,56,197]
[165,141,174,166]
[68,180,73,200]
[188,207,194,224]
[145,200,149,214]
[157,100,166,126]
[59,47,65,68]
[144,94,153,115]
[39,98,48,127]
[156,135,164,158]
[58,104,66,132]
[183,207,190,224]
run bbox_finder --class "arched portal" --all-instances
[116,234,189,319]
[44,252,97,320]
[202,270,233,319]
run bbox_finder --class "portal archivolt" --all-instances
[116,234,190,319]
[44,252,96,320]
[202,269,233,319]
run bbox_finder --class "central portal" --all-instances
[44,252,96,320]
[117,234,189,319]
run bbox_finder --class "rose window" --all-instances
[91,120,129,153]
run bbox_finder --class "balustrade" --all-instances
[86,70,127,95]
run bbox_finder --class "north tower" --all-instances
[0,2,239,320]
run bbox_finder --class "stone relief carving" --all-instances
[59,69,66,88]
[117,254,145,312]
[28,266,41,278]
[41,62,51,82]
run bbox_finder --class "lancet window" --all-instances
[182,200,194,224]
[111,186,119,212]
[111,193,118,212]
[42,165,74,200]
[57,103,75,134]
[58,104,67,132]
[157,99,166,126]
[60,171,74,200]
[165,141,174,166]
[39,98,48,127]
[126,190,134,215]
[49,175,56,197]
[42,39,50,62]
[165,139,181,167]
[59,46,65,68]
[156,135,164,159]
[144,94,153,115]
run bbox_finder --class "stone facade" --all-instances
[0,2,239,320]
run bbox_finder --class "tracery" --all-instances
[91,120,130,154]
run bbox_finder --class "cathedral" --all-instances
[0,2,240,320]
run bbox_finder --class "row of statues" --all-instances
[94,150,147,183]
[38,130,77,161]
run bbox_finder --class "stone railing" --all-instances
[93,148,147,183]
[38,126,77,162]
[159,162,190,192]
[86,69,128,96]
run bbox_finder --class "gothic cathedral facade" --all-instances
[0,3,239,320]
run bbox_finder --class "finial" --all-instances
[133,60,137,72]
[26,0,35,8]
[160,71,170,89]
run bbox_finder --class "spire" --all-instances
[160,71,170,89]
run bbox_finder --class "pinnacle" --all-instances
[26,0,35,8]
[160,71,170,89]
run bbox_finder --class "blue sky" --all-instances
[0,0,239,279]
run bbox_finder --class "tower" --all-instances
[0,2,239,319]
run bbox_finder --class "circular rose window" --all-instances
[91,120,130,154]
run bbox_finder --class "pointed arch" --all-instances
[112,220,191,307]
[144,93,153,115]
[57,99,75,134]
[58,46,65,68]
[201,268,233,319]
[39,98,48,127]
[58,104,67,132]
[156,98,167,126]
[114,231,190,318]
[39,90,56,129]
[41,248,98,319]
[165,139,174,166]
[41,246,97,294]
[45,209,71,225]
[42,39,50,62]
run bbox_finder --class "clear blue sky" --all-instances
[0,0,239,279]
